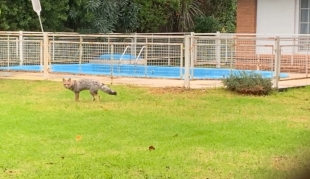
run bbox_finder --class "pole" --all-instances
[184,35,191,88]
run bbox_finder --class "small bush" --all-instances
[222,71,273,95]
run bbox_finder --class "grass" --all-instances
[0,79,309,179]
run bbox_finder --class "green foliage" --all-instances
[222,71,273,95]
[0,0,236,33]
[115,0,141,33]
[134,0,172,32]
[0,0,69,31]
[84,0,118,33]
[175,0,204,32]
[0,1,38,31]
[134,0,204,32]
[40,0,70,32]
[200,0,236,32]
[217,0,237,32]
[193,16,221,33]
[73,0,141,33]
[66,0,94,32]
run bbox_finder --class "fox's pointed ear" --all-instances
[62,78,66,82]
[68,78,71,82]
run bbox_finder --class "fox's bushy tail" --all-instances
[100,84,117,95]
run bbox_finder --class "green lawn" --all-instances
[0,79,309,179]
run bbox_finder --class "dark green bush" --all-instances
[222,71,273,95]
[193,16,221,33]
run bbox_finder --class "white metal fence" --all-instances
[1,31,310,88]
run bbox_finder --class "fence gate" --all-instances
[278,37,310,81]
[48,35,184,81]
[0,35,43,71]
[188,35,280,87]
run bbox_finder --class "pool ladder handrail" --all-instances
[119,46,132,64]
[134,46,146,74]
[118,45,146,73]
[118,46,131,73]
[119,45,146,64]
[135,46,146,64]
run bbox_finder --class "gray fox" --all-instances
[62,78,117,101]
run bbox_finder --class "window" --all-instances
[299,0,310,51]
[300,0,310,34]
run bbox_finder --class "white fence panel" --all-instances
[0,31,309,88]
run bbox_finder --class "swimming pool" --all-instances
[0,63,289,79]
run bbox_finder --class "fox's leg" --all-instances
[90,91,95,101]
[89,90,99,101]
[75,92,80,102]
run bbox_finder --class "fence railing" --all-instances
[1,31,310,88]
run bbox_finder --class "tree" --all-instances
[193,16,220,33]
[174,0,204,32]
[115,0,141,33]
[67,0,140,33]
[134,0,204,32]
[199,0,236,32]
[0,0,69,32]
[133,0,172,32]
[66,0,94,32]
[0,0,236,33]
[40,0,70,32]
[0,0,38,31]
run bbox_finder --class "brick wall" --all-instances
[235,0,258,61]
[235,54,310,73]
[236,0,257,33]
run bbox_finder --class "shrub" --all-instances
[222,71,273,95]
[193,16,221,33]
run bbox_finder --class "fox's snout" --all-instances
[63,83,71,89]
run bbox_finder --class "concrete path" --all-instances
[0,71,309,89]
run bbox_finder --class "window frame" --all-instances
[300,0,310,34]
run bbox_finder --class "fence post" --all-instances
[79,36,83,73]
[40,41,43,72]
[168,38,171,66]
[306,48,309,78]
[215,31,221,68]
[184,35,191,88]
[144,45,148,77]
[132,32,137,58]
[110,44,114,76]
[7,36,10,70]
[19,31,23,65]
[43,32,49,79]
[190,32,195,78]
[274,36,280,89]
[52,34,55,62]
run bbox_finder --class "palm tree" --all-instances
[177,0,203,31]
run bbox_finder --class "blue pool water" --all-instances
[0,63,289,79]
[97,54,141,60]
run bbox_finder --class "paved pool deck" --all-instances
[0,71,309,89]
